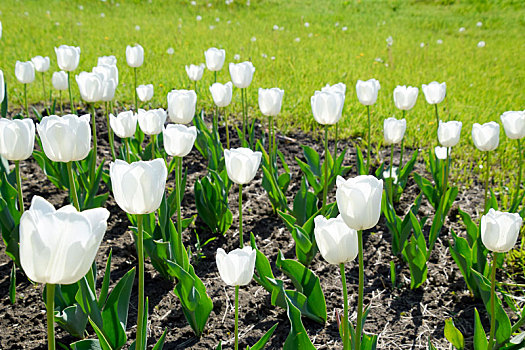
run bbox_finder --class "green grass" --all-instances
[1,0,525,189]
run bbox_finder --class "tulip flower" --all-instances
[92,64,118,159]
[480,208,523,349]
[210,82,233,147]
[336,174,382,350]
[126,44,144,110]
[434,146,449,160]
[216,246,256,350]
[322,83,346,156]
[52,71,68,113]
[15,61,35,117]
[31,56,51,113]
[356,79,380,174]
[501,111,525,210]
[224,148,262,246]
[0,118,35,212]
[110,158,166,349]
[472,121,500,213]
[311,88,345,210]
[0,70,4,104]
[185,63,205,82]
[314,214,357,349]
[438,120,462,147]
[393,85,418,111]
[97,55,117,66]
[230,62,255,143]
[138,108,167,158]
[259,87,284,163]
[383,117,406,203]
[204,47,226,80]
[19,196,109,350]
[167,89,197,124]
[136,84,154,103]
[422,81,446,144]
[55,45,81,113]
[93,63,119,87]
[110,110,138,162]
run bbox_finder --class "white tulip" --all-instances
[229,61,255,89]
[204,47,226,71]
[438,120,462,147]
[97,55,117,66]
[0,70,4,103]
[110,110,138,138]
[314,215,358,265]
[481,209,523,253]
[258,88,284,117]
[321,82,346,98]
[472,122,500,152]
[210,82,233,108]
[138,108,167,135]
[136,84,154,102]
[422,81,446,105]
[356,79,380,106]
[76,72,104,102]
[0,119,35,161]
[215,247,256,286]
[224,148,262,185]
[163,124,197,157]
[52,71,68,91]
[167,89,197,124]
[126,44,144,68]
[15,61,35,84]
[393,85,418,111]
[55,45,81,71]
[500,111,525,140]
[383,117,407,145]
[93,63,119,86]
[311,90,344,125]
[31,56,51,73]
[185,64,205,81]
[434,146,450,160]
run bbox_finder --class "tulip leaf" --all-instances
[54,304,88,339]
[88,318,113,350]
[444,318,464,350]
[98,250,112,308]
[471,269,512,344]
[250,233,278,292]
[0,83,7,118]
[282,286,316,350]
[77,277,103,329]
[194,170,232,235]
[361,333,379,350]
[71,339,104,350]
[292,177,318,227]
[394,149,419,202]
[9,263,16,304]
[152,328,168,350]
[249,323,278,350]
[354,144,367,175]
[473,308,488,350]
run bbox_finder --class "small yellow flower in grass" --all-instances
[104,36,109,40]
[360,52,364,56]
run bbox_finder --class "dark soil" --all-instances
[0,106,518,349]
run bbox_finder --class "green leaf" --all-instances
[98,250,113,308]
[444,318,464,350]
[71,339,103,350]
[152,328,168,350]
[9,263,16,304]
[473,308,488,350]
[282,289,316,350]
[250,323,278,350]
[88,318,113,350]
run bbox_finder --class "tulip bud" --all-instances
[229,61,255,89]
[421,81,446,105]
[215,247,256,286]
[185,64,205,81]
[314,215,358,265]
[481,208,523,253]
[110,159,167,215]
[97,55,117,66]
[31,56,50,73]
[434,146,450,160]
[136,84,154,102]
[15,61,35,84]
[137,108,167,135]
[472,122,500,152]
[204,47,226,71]
[55,45,81,71]
[0,119,35,161]
[393,85,418,111]
[210,82,233,108]
[321,82,346,98]
[37,114,91,162]
[383,117,407,145]
[75,72,104,102]
[437,120,462,147]
[356,79,380,106]
[167,89,197,124]
[224,147,262,185]
[500,111,525,140]
[110,110,138,138]
[311,90,344,125]
[52,71,68,91]
[93,64,119,86]
[0,70,4,104]
[258,88,284,116]
[126,44,144,68]
[336,175,383,231]
[20,196,110,285]
[163,124,197,157]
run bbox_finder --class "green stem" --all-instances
[42,72,49,115]
[355,230,364,350]
[268,115,273,173]
[46,283,56,350]
[105,102,116,161]
[225,108,230,149]
[150,134,156,159]
[340,263,349,350]
[322,124,329,212]
[136,214,145,350]
[67,71,74,114]
[335,123,338,160]
[488,252,498,350]
[272,114,276,161]
[90,104,98,182]
[134,67,138,112]
[366,105,371,174]
[239,184,243,247]
[59,91,63,115]
[484,151,491,214]
[24,84,29,118]
[389,144,394,206]
[214,71,217,84]
[15,161,24,213]
[443,147,450,196]
[399,110,406,169]
[512,139,522,209]
[213,104,218,136]
[67,162,80,210]
[241,88,246,145]
[235,285,239,350]
[124,138,131,163]
[434,104,439,145]
[175,157,184,267]
[194,80,197,100]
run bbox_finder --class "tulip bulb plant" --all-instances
[126,44,144,111]
[393,85,418,168]
[258,87,284,168]
[224,148,262,247]
[110,110,138,163]
[52,71,68,114]
[15,60,35,117]
[356,79,381,174]
[137,108,167,159]
[500,111,525,211]
[216,247,256,350]
[110,159,167,350]
[383,117,406,204]
[31,56,51,114]
[186,63,205,95]
[210,81,233,147]
[19,196,110,350]
[229,61,255,145]
[422,81,446,144]
[205,47,226,84]
[55,45,81,114]
[321,83,346,157]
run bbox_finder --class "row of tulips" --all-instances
[0,42,524,350]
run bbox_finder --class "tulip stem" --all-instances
[512,139,522,210]
[174,156,185,267]
[67,162,80,211]
[15,161,24,213]
[241,88,246,146]
[234,285,239,350]
[124,138,131,163]
[268,115,273,172]
[213,105,219,137]
[334,123,338,160]
[136,214,145,350]
[389,144,394,206]
[24,84,29,118]
[399,110,405,171]
[105,102,116,161]
[442,147,450,197]
[42,73,50,116]
[67,72,74,114]
[355,230,364,350]
[239,184,243,247]
[150,134,156,159]
[224,108,230,149]
[46,283,56,350]
[214,71,217,85]
[322,124,329,213]
[488,252,498,350]
[90,104,98,183]
[434,104,439,145]
[134,67,138,112]
[484,151,491,214]
[366,105,371,174]
[339,263,349,350]
[59,91,63,115]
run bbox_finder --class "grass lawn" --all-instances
[1,0,524,188]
